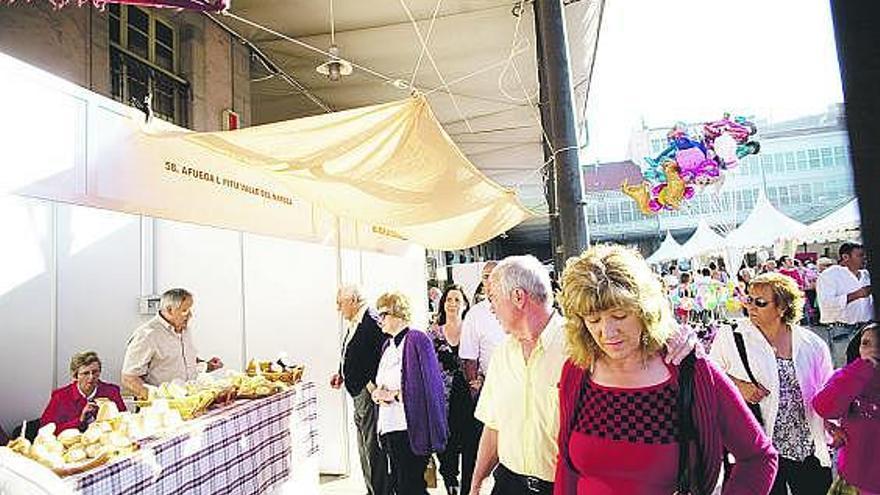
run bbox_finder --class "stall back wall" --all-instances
[0,194,427,475]
[0,53,430,476]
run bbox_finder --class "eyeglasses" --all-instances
[745,296,770,308]
[378,311,392,320]
[77,369,101,378]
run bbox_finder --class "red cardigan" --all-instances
[555,357,778,495]
[812,358,880,493]
[40,381,127,432]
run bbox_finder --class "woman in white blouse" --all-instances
[372,292,448,495]
[709,272,834,495]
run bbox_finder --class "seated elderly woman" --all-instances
[372,291,448,495]
[555,244,777,495]
[40,351,127,431]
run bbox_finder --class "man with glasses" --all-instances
[332,285,389,495]
[121,288,223,399]
[817,243,873,358]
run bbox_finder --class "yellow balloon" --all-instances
[657,161,687,209]
[621,179,655,215]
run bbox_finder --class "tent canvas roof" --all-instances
[800,198,860,243]
[156,95,533,250]
[680,220,726,258]
[646,231,682,264]
[726,192,807,249]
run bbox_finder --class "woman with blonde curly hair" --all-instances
[555,244,776,495]
[710,272,834,495]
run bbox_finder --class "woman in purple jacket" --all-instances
[813,323,880,495]
[372,291,448,494]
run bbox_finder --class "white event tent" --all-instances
[725,192,807,249]
[646,231,683,264]
[680,220,726,259]
[800,198,861,243]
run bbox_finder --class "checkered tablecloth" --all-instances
[65,381,319,495]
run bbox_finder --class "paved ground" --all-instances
[319,472,494,495]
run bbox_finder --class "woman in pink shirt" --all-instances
[813,323,880,495]
[555,244,777,495]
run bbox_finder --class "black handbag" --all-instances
[675,351,704,495]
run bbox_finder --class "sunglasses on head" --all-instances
[745,296,770,308]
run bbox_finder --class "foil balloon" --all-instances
[736,141,761,159]
[621,179,657,215]
[714,133,739,168]
[703,113,756,146]
[655,161,690,209]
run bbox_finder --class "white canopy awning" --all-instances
[154,95,534,250]
[681,220,726,258]
[726,192,807,249]
[646,231,683,264]
[800,198,861,243]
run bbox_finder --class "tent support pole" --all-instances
[830,1,880,320]
[533,3,562,270]
[534,0,588,263]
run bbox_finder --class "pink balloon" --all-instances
[675,148,706,176]
[683,186,695,199]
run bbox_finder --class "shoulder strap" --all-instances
[731,330,766,426]
[732,331,760,385]
[676,351,702,494]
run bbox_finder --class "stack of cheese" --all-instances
[5,400,136,474]
[143,381,218,420]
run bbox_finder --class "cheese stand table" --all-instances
[65,382,319,495]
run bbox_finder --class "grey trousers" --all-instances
[353,387,389,495]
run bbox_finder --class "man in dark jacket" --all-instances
[332,286,389,495]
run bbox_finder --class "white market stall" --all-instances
[726,192,807,250]
[800,198,861,243]
[646,231,684,264]
[0,50,531,489]
[680,220,726,259]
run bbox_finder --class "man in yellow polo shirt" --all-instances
[469,255,698,495]
[470,255,562,495]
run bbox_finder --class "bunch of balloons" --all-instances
[668,278,744,316]
[623,113,761,215]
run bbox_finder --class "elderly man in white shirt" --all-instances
[458,261,506,495]
[460,261,507,397]
[817,242,873,346]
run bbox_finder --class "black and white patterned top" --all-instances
[574,377,680,444]
[772,357,814,461]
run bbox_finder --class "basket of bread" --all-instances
[245,359,305,385]
[5,400,138,476]
[234,373,288,399]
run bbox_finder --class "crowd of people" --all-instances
[0,245,876,495]
[661,243,872,333]
[333,243,878,495]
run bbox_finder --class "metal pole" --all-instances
[830,1,880,319]
[533,3,563,271]
[535,0,588,262]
